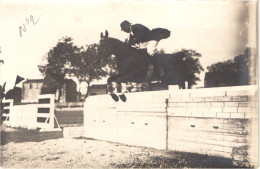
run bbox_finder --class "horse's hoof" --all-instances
[110,93,119,102]
[119,94,127,102]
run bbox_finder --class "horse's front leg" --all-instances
[107,75,120,102]
[116,82,122,93]
[107,75,119,94]
[108,73,130,94]
[113,74,131,102]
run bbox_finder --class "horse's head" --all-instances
[97,30,114,61]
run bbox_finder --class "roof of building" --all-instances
[23,78,77,84]
[23,79,44,84]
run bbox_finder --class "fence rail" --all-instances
[55,102,84,108]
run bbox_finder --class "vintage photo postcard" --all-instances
[0,0,258,168]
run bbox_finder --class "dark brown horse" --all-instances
[98,30,187,95]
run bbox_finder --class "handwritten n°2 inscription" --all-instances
[19,15,40,37]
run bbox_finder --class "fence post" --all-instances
[49,95,55,129]
[37,94,61,131]
[165,98,169,151]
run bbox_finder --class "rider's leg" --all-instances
[146,40,158,55]
[146,41,165,76]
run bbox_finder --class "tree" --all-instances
[68,44,107,98]
[5,87,22,105]
[39,37,78,81]
[172,49,204,88]
[38,37,78,99]
[205,48,256,87]
[205,60,237,87]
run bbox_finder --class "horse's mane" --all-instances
[107,37,140,53]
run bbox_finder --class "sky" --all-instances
[0,0,257,91]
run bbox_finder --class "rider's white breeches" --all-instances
[139,40,158,56]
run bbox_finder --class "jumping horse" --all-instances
[98,30,187,101]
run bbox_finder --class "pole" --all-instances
[165,98,169,151]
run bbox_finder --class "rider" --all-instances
[120,20,170,76]
[120,20,158,57]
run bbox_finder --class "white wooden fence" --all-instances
[1,99,13,126]
[1,94,60,131]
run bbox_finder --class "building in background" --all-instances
[22,79,77,103]
[22,79,44,103]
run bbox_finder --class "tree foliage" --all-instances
[38,37,78,100]
[39,37,110,98]
[68,44,107,97]
[205,48,256,87]
[172,49,204,88]
[38,37,77,83]
[5,87,22,104]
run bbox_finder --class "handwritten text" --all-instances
[19,15,40,37]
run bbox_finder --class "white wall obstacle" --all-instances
[84,91,169,149]
[10,104,37,128]
[84,85,258,167]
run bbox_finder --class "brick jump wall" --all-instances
[167,85,258,167]
[84,91,169,149]
[84,85,258,167]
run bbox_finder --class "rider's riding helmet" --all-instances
[120,20,131,32]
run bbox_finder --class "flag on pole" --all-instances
[15,75,25,86]
[0,82,6,99]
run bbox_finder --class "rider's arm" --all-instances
[128,34,136,45]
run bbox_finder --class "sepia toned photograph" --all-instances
[0,0,258,168]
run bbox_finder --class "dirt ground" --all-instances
[0,127,243,168]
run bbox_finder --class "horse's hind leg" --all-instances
[179,82,186,89]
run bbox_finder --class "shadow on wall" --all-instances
[1,127,63,145]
